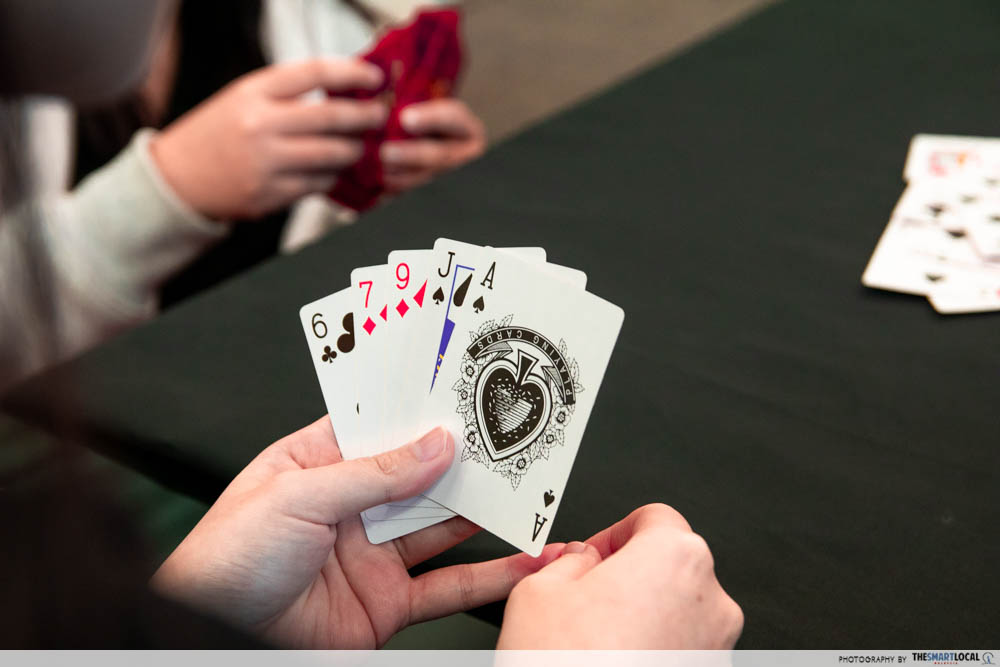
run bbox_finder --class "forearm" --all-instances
[48,128,231,312]
[0,129,231,391]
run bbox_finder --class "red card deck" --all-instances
[328,8,463,212]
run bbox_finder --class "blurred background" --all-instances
[462,0,774,142]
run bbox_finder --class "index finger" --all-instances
[258,58,383,98]
[584,503,692,558]
[399,99,481,138]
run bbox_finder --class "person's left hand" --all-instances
[150,417,562,648]
[380,98,486,193]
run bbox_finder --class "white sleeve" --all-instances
[0,129,230,392]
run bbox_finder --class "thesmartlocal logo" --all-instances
[912,652,994,665]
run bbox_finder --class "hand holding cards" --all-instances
[862,134,1000,313]
[327,9,463,211]
[299,240,623,555]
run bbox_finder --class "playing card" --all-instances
[381,245,589,446]
[860,178,1000,295]
[890,181,988,232]
[369,244,551,525]
[342,265,454,538]
[862,214,986,295]
[413,247,624,556]
[299,287,361,453]
[299,241,625,551]
[903,134,1000,184]
[928,283,1000,314]
[963,200,1000,262]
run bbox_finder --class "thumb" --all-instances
[277,427,454,524]
[533,541,602,580]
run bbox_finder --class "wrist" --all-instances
[148,129,225,222]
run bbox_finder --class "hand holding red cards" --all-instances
[150,59,387,220]
[328,8,483,211]
[862,134,1000,313]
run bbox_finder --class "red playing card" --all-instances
[328,8,463,212]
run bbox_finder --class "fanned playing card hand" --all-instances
[300,239,622,554]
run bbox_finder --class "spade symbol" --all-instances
[947,230,966,239]
[990,214,1000,224]
[453,274,473,307]
[321,345,336,363]
[473,296,485,313]
[432,287,445,304]
[543,490,555,507]
[927,203,946,217]
[961,194,978,204]
[925,273,944,283]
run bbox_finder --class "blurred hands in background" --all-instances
[382,98,486,193]
[149,58,388,220]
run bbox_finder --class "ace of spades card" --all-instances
[370,244,589,527]
[414,248,624,556]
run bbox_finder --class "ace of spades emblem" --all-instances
[476,350,552,461]
[454,316,582,489]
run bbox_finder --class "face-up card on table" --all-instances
[928,283,1000,314]
[963,201,1000,262]
[904,134,1000,183]
[862,215,985,295]
[413,247,624,556]
[890,181,987,231]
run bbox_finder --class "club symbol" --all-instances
[990,214,1000,224]
[947,230,966,239]
[473,296,485,313]
[433,287,445,304]
[322,345,336,363]
[925,273,944,282]
[927,203,946,217]
[543,490,555,507]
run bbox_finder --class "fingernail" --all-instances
[366,64,385,87]
[413,428,447,461]
[381,144,401,163]
[400,107,419,130]
[563,541,587,555]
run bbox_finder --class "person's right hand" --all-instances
[496,504,743,649]
[149,58,387,220]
